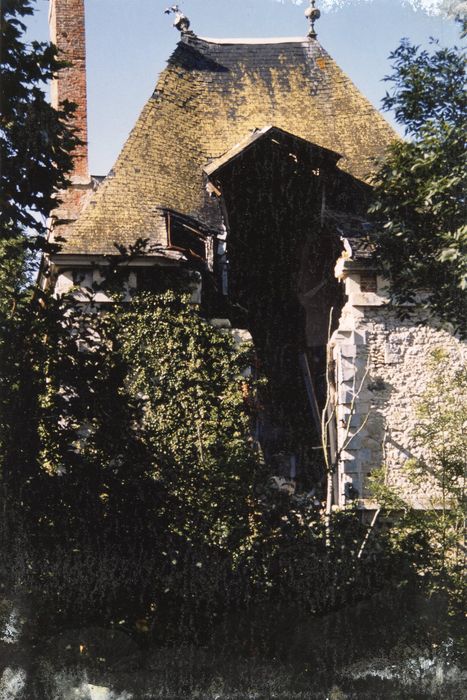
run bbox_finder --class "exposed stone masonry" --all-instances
[332,260,466,508]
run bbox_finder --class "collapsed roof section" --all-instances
[204,125,341,179]
[54,33,396,256]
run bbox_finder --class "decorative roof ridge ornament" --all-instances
[164,5,193,35]
[305,0,321,39]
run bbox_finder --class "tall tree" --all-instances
[0,0,79,250]
[0,0,80,494]
[371,26,466,336]
[0,2,80,630]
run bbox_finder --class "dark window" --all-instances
[167,213,207,260]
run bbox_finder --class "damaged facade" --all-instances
[45,0,465,509]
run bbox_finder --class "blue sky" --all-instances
[26,0,461,175]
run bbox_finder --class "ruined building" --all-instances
[45,0,465,509]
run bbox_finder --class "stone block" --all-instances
[343,432,363,450]
[350,292,386,307]
[340,344,357,358]
[339,364,355,383]
[345,275,361,296]
[354,355,369,371]
[332,329,352,343]
[338,387,354,405]
[384,341,401,364]
[340,449,357,463]
[341,460,358,475]
[347,412,365,428]
[350,331,367,346]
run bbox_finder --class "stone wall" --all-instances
[332,259,466,509]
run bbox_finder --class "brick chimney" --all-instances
[49,0,89,183]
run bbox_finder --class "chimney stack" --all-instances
[49,0,89,182]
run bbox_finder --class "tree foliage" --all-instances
[0,1,80,572]
[371,30,466,335]
[0,0,79,248]
[0,0,80,533]
[0,284,405,640]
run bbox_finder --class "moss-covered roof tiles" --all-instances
[58,34,397,255]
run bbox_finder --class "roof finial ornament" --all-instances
[305,0,321,39]
[164,5,192,34]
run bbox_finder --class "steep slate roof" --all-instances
[58,34,397,255]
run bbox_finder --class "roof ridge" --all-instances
[195,36,310,45]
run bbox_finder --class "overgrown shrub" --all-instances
[1,289,419,645]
